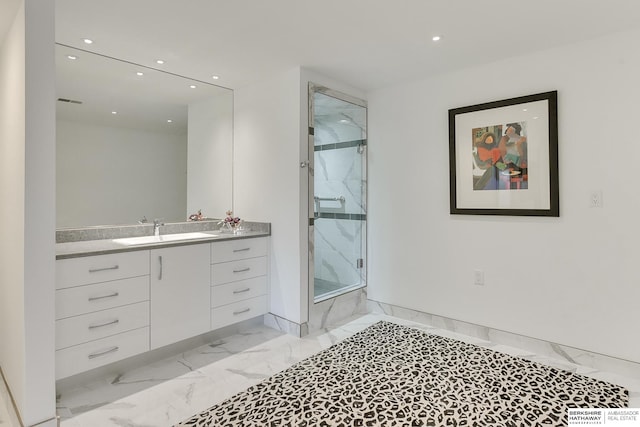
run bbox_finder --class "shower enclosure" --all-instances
[308,84,367,303]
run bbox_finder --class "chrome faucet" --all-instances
[153,219,164,237]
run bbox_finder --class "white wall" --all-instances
[234,67,364,325]
[234,67,303,322]
[368,28,640,363]
[187,93,233,219]
[0,0,56,425]
[57,120,187,227]
[0,0,27,415]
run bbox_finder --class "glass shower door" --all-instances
[309,84,367,302]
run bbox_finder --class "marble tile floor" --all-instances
[57,313,640,426]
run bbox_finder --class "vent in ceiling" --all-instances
[57,98,83,104]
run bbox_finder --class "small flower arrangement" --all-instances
[219,210,242,232]
[188,209,205,221]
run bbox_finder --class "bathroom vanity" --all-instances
[54,227,269,379]
[53,42,253,381]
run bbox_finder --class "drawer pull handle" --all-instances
[88,319,120,330]
[88,292,119,302]
[233,267,251,273]
[88,265,119,273]
[233,248,251,253]
[233,308,251,315]
[88,346,119,359]
[233,288,251,294]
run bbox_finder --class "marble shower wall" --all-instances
[314,217,364,289]
[314,145,365,215]
[313,102,366,291]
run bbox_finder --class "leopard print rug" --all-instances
[175,321,628,426]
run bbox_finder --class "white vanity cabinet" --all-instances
[150,243,211,349]
[210,237,268,330]
[55,234,270,379]
[55,251,150,379]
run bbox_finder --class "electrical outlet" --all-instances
[474,270,484,286]
[590,190,603,208]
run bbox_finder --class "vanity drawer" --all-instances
[55,326,149,380]
[57,251,150,289]
[211,256,267,286]
[211,237,267,264]
[56,275,149,320]
[211,276,267,308]
[210,295,268,330]
[56,301,149,350]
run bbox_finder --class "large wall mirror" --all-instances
[56,44,233,228]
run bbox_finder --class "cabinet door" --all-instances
[150,244,210,349]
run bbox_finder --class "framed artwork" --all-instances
[448,91,559,217]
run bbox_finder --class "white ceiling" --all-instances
[53,0,640,92]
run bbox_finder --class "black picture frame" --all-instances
[448,91,559,217]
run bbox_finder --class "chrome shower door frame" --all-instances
[307,82,368,308]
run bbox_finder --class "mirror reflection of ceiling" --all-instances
[56,44,230,135]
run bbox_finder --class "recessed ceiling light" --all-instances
[522,108,528,112]
[432,36,441,41]
[212,75,219,80]
[533,116,539,120]
[67,55,77,60]
[156,59,165,65]
[136,72,144,76]
[167,119,173,123]
[83,38,93,44]
[111,111,117,115]
[190,85,197,89]
[339,119,349,123]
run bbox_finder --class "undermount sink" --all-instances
[112,232,216,246]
